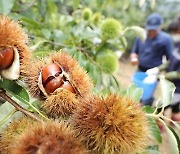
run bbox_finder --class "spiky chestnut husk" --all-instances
[16,45,32,76]
[0,116,37,154]
[101,18,123,40]
[0,15,32,80]
[22,59,45,97]
[12,121,88,154]
[24,51,93,98]
[50,52,93,97]
[0,15,28,47]
[82,8,93,20]
[24,51,93,117]
[42,89,79,118]
[96,51,119,74]
[70,94,149,154]
[92,12,101,24]
[42,52,93,117]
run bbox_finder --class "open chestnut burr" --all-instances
[0,15,31,80]
[24,51,93,117]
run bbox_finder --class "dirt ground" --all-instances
[117,58,172,154]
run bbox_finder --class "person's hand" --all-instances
[146,67,159,76]
[143,75,157,84]
[130,53,138,65]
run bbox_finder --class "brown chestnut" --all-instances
[42,63,62,85]
[0,47,14,70]
[41,63,75,94]
[44,76,64,94]
[61,81,75,93]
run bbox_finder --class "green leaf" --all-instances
[165,71,180,80]
[27,100,41,112]
[47,0,58,14]
[150,0,156,9]
[102,74,110,88]
[160,76,176,108]
[41,29,51,40]
[53,30,67,43]
[122,0,130,10]
[0,102,21,130]
[125,84,143,102]
[146,145,159,151]
[128,26,146,41]
[30,40,47,51]
[165,124,179,154]
[142,106,154,113]
[142,149,161,154]
[110,75,120,90]
[90,65,102,87]
[37,0,47,18]
[174,122,180,133]
[147,118,162,144]
[0,79,29,104]
[96,0,104,8]
[21,16,41,28]
[101,88,109,96]
[168,126,180,152]
[119,36,128,49]
[33,50,51,58]
[139,0,146,7]
[154,99,162,108]
[0,0,15,14]
[73,0,79,9]
[0,108,16,128]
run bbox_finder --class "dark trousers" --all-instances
[138,65,151,72]
[158,102,180,113]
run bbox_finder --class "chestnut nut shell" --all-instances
[41,63,75,94]
[44,76,64,94]
[0,47,14,70]
[42,63,62,85]
[61,81,75,93]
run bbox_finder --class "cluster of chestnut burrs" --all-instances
[0,15,149,154]
[0,15,93,118]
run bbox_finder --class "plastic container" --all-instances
[132,72,158,101]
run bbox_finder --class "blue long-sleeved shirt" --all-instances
[167,42,180,93]
[131,31,173,69]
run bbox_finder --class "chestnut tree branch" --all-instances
[0,90,43,123]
